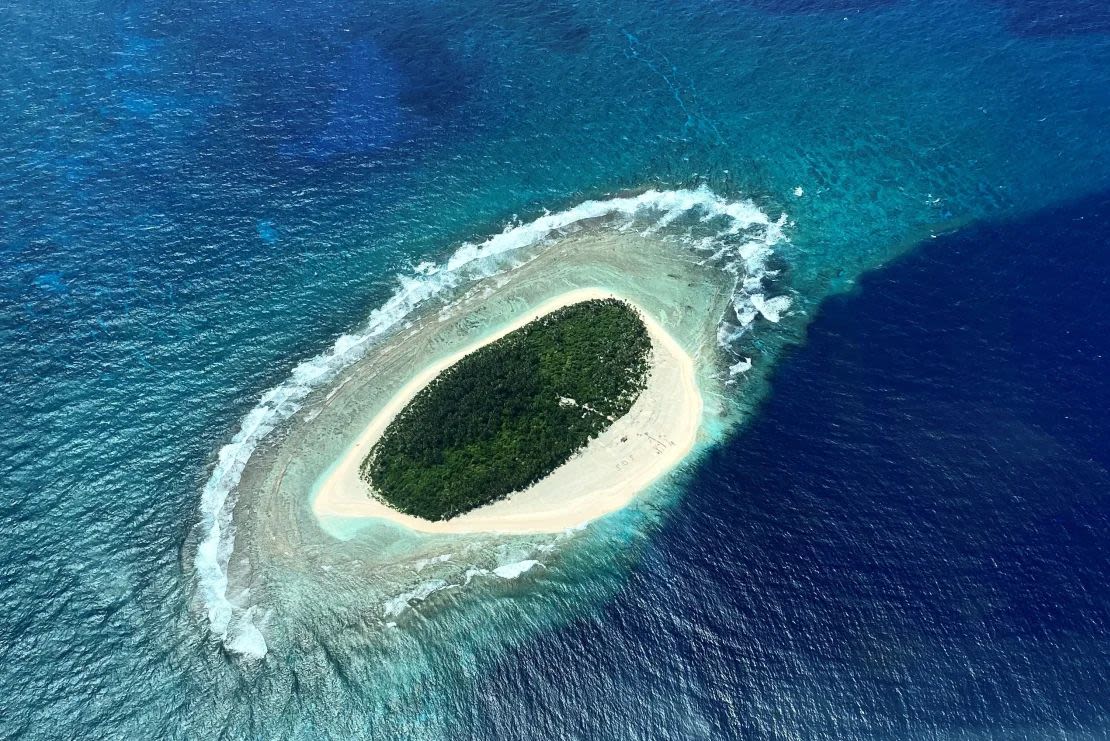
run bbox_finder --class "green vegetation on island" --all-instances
[361,298,652,520]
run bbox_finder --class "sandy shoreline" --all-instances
[311,287,702,535]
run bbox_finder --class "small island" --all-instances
[312,287,703,535]
[360,299,652,520]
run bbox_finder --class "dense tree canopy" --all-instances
[361,299,652,520]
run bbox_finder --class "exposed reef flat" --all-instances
[313,288,701,533]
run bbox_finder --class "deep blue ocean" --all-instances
[467,194,1110,739]
[2,0,1109,738]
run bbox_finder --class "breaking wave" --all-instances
[192,185,789,658]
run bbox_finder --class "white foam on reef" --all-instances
[414,554,453,572]
[729,357,753,377]
[193,185,788,657]
[750,293,793,323]
[382,559,545,619]
[492,559,543,579]
[382,579,451,618]
[225,606,268,660]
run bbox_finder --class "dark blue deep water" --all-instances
[2,0,1109,738]
[469,194,1110,739]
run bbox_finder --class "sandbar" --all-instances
[311,287,702,534]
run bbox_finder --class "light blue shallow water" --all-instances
[1,0,1108,737]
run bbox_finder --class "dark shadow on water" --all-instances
[738,0,1110,38]
[466,191,1110,738]
[991,0,1110,37]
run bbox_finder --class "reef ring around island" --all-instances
[312,287,702,535]
[195,188,787,660]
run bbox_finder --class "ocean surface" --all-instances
[1,0,1108,738]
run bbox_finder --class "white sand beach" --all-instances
[311,287,702,534]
